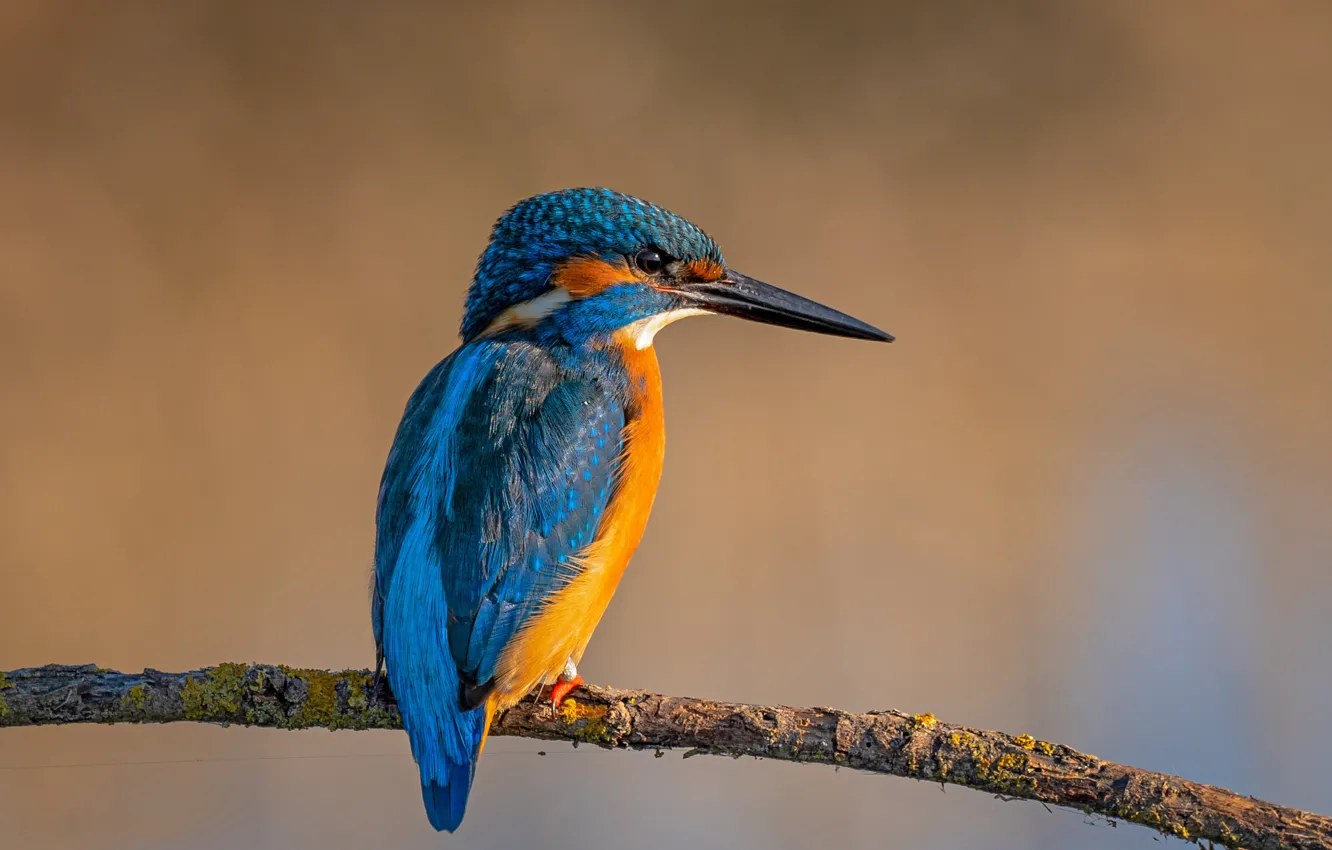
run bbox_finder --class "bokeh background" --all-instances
[3,2,1330,848]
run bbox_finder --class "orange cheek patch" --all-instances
[552,257,640,296]
[687,259,726,282]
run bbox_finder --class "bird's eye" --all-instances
[633,248,664,275]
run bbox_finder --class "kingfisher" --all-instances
[371,188,892,832]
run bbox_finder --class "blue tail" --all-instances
[381,532,489,832]
[421,759,478,832]
[406,687,487,832]
[385,601,489,832]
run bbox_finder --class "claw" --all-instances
[549,658,582,706]
[549,674,583,707]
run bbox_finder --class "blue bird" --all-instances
[371,188,892,832]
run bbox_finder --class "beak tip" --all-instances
[696,270,896,344]
[849,321,894,343]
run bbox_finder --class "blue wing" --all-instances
[372,338,624,831]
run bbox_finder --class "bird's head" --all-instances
[461,188,893,349]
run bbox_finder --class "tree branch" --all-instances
[2,664,1325,849]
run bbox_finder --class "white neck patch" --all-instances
[479,288,573,337]
[621,308,712,350]
[481,291,710,349]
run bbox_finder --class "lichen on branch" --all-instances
[3,664,1329,850]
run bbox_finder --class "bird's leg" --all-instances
[548,657,583,706]
[370,646,384,702]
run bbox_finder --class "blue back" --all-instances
[373,336,630,831]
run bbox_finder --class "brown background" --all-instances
[2,3,1330,849]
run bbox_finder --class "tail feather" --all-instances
[421,758,476,833]
[392,663,488,832]
[383,535,490,832]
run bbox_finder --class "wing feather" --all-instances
[373,339,625,702]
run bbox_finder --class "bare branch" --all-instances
[2,664,1326,850]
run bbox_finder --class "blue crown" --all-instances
[461,188,724,340]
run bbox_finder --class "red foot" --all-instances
[549,674,583,706]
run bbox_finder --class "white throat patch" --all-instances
[622,308,712,350]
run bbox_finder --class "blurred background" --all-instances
[2,2,1330,848]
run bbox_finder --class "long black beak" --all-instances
[677,270,894,342]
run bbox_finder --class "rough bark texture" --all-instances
[3,664,1327,850]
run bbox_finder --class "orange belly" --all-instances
[491,337,665,707]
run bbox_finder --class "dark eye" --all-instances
[633,248,664,275]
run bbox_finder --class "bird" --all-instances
[370,187,892,832]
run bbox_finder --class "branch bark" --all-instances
[2,664,1325,850]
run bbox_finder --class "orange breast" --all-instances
[492,336,665,706]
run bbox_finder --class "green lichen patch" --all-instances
[236,666,397,731]
[345,673,369,710]
[985,749,1035,794]
[940,730,1036,794]
[331,669,396,728]
[121,684,149,713]
[181,663,249,722]
[0,671,12,718]
[277,666,339,729]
